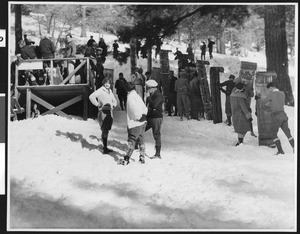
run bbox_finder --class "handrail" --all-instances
[14,56,92,101]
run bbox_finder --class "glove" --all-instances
[138,114,147,122]
[248,117,253,122]
[254,95,260,100]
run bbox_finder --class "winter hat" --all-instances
[126,82,136,92]
[229,74,235,79]
[235,83,244,91]
[145,79,158,88]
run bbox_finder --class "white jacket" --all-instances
[89,86,117,116]
[126,90,148,129]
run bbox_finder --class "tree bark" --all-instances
[15,4,22,55]
[80,6,87,37]
[130,37,137,74]
[264,5,294,106]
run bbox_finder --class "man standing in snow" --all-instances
[121,82,148,165]
[89,77,117,154]
[189,71,203,120]
[114,72,128,111]
[265,82,294,154]
[207,38,215,59]
[87,35,96,47]
[200,42,206,60]
[175,72,190,121]
[145,79,164,159]
[230,83,252,146]
[220,74,236,126]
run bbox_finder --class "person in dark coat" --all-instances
[115,72,128,110]
[87,36,96,47]
[136,39,141,58]
[233,77,256,136]
[265,82,294,154]
[98,38,108,63]
[186,43,194,63]
[145,79,164,159]
[39,34,55,59]
[207,38,215,59]
[200,42,206,60]
[94,47,105,90]
[112,40,119,59]
[175,72,190,120]
[167,71,178,116]
[189,71,204,120]
[230,83,252,146]
[220,74,236,125]
[19,39,37,60]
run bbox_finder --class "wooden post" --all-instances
[83,86,88,120]
[196,60,212,120]
[26,88,31,119]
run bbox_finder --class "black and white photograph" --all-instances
[5,1,298,232]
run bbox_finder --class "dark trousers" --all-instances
[98,110,113,138]
[146,118,163,146]
[190,92,203,119]
[271,110,292,140]
[117,94,127,110]
[167,91,177,115]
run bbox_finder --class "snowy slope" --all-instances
[7,9,297,231]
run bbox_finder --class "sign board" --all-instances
[18,61,43,70]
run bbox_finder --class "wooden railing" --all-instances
[14,56,93,100]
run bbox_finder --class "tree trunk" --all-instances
[147,47,152,73]
[130,37,137,74]
[264,5,294,106]
[219,31,226,54]
[80,6,87,37]
[15,4,22,55]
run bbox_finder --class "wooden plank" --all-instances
[42,95,82,115]
[26,89,31,119]
[18,61,43,70]
[60,59,87,85]
[30,92,69,118]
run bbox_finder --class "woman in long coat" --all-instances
[230,83,252,146]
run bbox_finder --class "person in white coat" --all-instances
[89,77,117,154]
[121,82,148,165]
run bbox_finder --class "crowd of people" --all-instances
[13,33,294,157]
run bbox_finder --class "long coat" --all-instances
[230,88,251,134]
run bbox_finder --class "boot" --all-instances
[102,137,113,154]
[235,137,243,146]
[139,155,145,164]
[121,156,130,165]
[274,140,285,155]
[151,145,161,159]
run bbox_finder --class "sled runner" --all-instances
[196,60,212,120]
[210,67,224,124]
[255,71,277,147]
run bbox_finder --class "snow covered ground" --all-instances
[7,9,297,232]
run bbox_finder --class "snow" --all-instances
[7,10,297,231]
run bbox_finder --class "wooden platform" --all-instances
[17,84,91,120]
